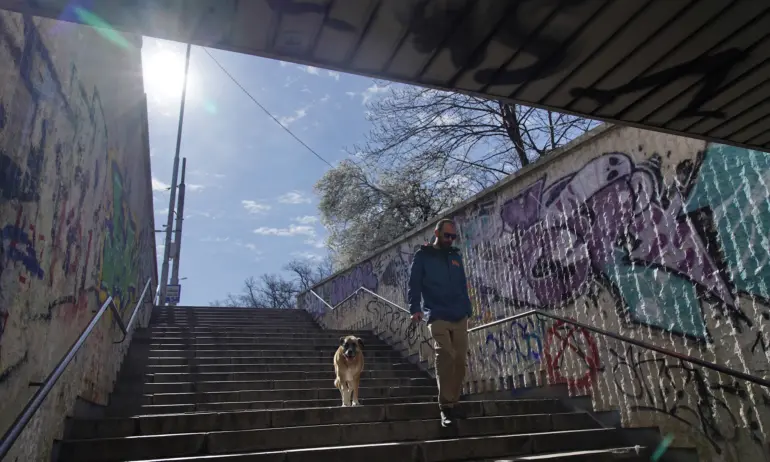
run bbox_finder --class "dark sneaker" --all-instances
[440,409,454,427]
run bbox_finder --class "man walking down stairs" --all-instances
[54,306,694,461]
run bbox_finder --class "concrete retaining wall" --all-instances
[300,124,770,462]
[0,11,156,460]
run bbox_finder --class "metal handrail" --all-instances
[111,278,153,344]
[0,277,154,460]
[306,287,770,390]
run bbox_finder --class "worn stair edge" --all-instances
[129,369,426,382]
[115,377,436,393]
[85,427,661,462]
[109,385,440,406]
[58,413,609,461]
[105,396,438,417]
[70,399,574,438]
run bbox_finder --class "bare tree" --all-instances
[354,84,599,187]
[284,257,335,291]
[212,258,335,307]
[316,84,599,266]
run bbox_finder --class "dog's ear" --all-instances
[357,338,364,349]
[339,336,346,346]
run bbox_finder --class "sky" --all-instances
[142,37,390,306]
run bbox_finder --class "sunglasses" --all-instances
[443,232,457,240]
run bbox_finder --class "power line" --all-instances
[202,47,334,168]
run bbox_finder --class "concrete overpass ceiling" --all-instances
[4,0,769,151]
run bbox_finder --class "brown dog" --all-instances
[334,335,365,407]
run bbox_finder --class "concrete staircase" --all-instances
[54,306,690,461]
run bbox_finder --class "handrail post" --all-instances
[108,300,128,343]
[126,278,152,332]
[0,297,114,459]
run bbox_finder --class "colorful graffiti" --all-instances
[301,129,770,462]
[465,145,770,340]
[330,261,378,305]
[98,158,143,315]
[0,5,153,426]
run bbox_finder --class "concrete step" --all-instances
[115,377,437,394]
[148,323,321,329]
[59,412,605,461]
[151,315,316,321]
[151,312,312,319]
[132,349,401,359]
[150,313,312,320]
[110,385,438,405]
[120,362,423,376]
[474,446,654,461]
[133,333,380,342]
[130,369,426,383]
[134,356,415,366]
[143,327,368,335]
[132,428,663,462]
[138,342,394,351]
[106,396,437,417]
[154,307,308,314]
[70,399,569,439]
[144,325,363,331]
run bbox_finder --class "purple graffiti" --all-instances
[330,261,378,305]
[497,152,728,308]
[2,223,44,281]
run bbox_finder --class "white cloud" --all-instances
[327,70,340,80]
[242,200,271,214]
[361,83,389,104]
[254,225,316,237]
[152,177,170,191]
[280,61,289,67]
[189,170,225,179]
[278,107,309,127]
[278,191,312,204]
[200,236,230,243]
[319,94,330,103]
[304,65,320,75]
[294,215,318,224]
[187,184,205,192]
[155,208,169,216]
[304,238,327,249]
[292,251,324,261]
[345,91,357,98]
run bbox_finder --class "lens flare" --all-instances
[73,7,131,49]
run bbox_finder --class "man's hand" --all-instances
[411,312,423,323]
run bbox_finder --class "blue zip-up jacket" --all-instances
[407,244,473,323]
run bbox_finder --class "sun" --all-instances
[142,48,196,105]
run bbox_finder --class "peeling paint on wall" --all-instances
[301,125,770,462]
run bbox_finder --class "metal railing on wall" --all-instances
[306,287,770,390]
[306,287,770,458]
[0,277,155,460]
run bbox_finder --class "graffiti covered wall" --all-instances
[0,11,156,460]
[300,124,770,462]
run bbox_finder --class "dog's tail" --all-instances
[334,377,340,389]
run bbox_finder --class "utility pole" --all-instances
[169,158,187,306]
[159,42,192,306]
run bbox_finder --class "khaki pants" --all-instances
[429,318,469,410]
